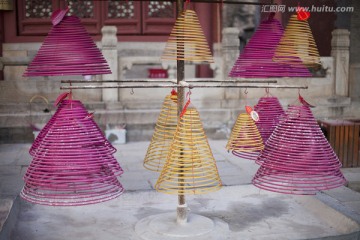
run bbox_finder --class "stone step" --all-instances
[0,105,240,127]
[0,98,357,143]
[0,108,238,143]
[0,102,107,114]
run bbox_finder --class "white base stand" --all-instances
[135,213,229,240]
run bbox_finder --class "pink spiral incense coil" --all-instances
[30,100,114,156]
[228,16,311,78]
[252,105,346,195]
[22,100,123,206]
[254,96,285,144]
[23,15,111,77]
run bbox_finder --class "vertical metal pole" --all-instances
[176,0,188,225]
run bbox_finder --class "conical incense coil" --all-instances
[30,99,87,155]
[229,16,311,78]
[252,105,346,195]
[22,100,123,206]
[226,113,264,160]
[162,9,214,63]
[30,100,114,156]
[23,14,111,77]
[144,93,178,172]
[155,106,222,195]
[254,96,285,144]
[273,14,321,68]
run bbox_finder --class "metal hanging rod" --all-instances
[60,84,308,90]
[61,79,278,84]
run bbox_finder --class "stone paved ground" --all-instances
[1,141,360,239]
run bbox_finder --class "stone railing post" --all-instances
[101,26,118,102]
[222,28,241,99]
[331,29,350,97]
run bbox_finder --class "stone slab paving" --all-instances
[10,185,360,240]
[1,140,360,239]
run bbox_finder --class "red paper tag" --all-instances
[245,105,259,121]
[54,92,70,107]
[299,95,315,108]
[84,112,95,119]
[245,106,253,114]
[51,7,69,26]
[297,7,310,21]
[180,99,191,118]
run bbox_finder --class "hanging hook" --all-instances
[265,87,270,97]
[130,88,134,95]
[243,88,248,106]
[180,89,192,118]
[69,81,73,98]
[186,88,192,100]
[69,81,73,109]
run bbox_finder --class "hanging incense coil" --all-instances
[30,100,114,156]
[226,113,264,160]
[144,93,178,172]
[29,99,81,156]
[23,13,111,77]
[22,99,123,206]
[155,106,222,195]
[252,105,346,195]
[254,96,285,144]
[162,9,214,63]
[273,14,321,69]
[229,15,311,78]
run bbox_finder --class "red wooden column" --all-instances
[274,0,282,22]
[194,3,213,78]
[0,11,3,80]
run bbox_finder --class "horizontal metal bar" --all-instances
[61,79,278,84]
[190,84,308,89]
[193,0,266,4]
[61,79,177,84]
[115,0,268,5]
[60,84,308,90]
[186,79,277,83]
[61,85,176,90]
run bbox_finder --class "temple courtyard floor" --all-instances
[1,140,360,240]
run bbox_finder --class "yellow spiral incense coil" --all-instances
[226,113,264,160]
[273,14,321,68]
[155,106,222,195]
[144,94,178,172]
[162,9,214,63]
